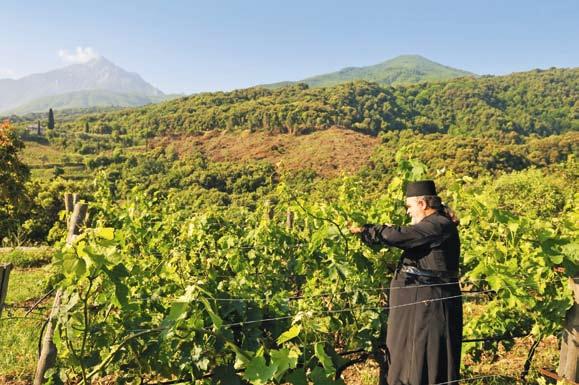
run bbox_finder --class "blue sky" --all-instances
[1,0,577,94]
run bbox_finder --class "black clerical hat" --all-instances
[405,180,437,197]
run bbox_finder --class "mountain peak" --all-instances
[382,54,434,64]
[261,54,474,89]
[389,54,430,60]
[83,55,106,65]
[66,56,122,71]
[377,55,470,72]
[0,57,164,113]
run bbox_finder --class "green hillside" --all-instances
[62,67,578,138]
[262,55,474,88]
[5,89,178,115]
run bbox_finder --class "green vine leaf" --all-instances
[270,348,299,380]
[243,356,278,385]
[276,324,301,345]
[314,343,336,378]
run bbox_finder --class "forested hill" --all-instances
[66,67,578,137]
[260,54,474,89]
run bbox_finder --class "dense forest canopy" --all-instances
[57,68,578,138]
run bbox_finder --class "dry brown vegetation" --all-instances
[152,127,381,177]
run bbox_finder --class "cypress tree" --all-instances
[48,108,55,130]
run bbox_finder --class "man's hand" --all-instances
[349,225,363,234]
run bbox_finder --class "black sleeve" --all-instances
[359,221,442,250]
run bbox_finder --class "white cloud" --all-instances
[0,68,16,78]
[58,46,100,64]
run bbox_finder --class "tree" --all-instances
[0,119,30,239]
[53,166,64,177]
[48,108,55,129]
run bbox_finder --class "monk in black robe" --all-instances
[350,180,462,385]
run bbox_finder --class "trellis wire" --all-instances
[120,290,494,333]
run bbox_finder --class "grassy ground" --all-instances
[0,249,54,384]
[4,267,52,304]
[0,247,53,268]
[0,279,51,384]
[20,140,70,165]
[0,314,45,384]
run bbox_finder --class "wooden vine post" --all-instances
[558,276,579,383]
[34,198,88,385]
[66,202,88,244]
[64,193,73,213]
[0,263,13,318]
[286,209,294,229]
[265,198,275,221]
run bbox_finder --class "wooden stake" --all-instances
[66,202,88,244]
[64,193,73,213]
[0,263,13,319]
[33,289,62,385]
[265,199,274,221]
[35,201,88,384]
[559,276,579,383]
[286,210,294,229]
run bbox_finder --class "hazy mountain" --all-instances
[261,55,474,89]
[0,57,165,113]
[6,90,180,115]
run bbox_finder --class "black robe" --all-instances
[360,212,462,385]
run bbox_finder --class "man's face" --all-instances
[405,196,426,225]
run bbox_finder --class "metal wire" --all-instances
[119,290,493,333]
[122,277,521,305]
[431,374,511,385]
